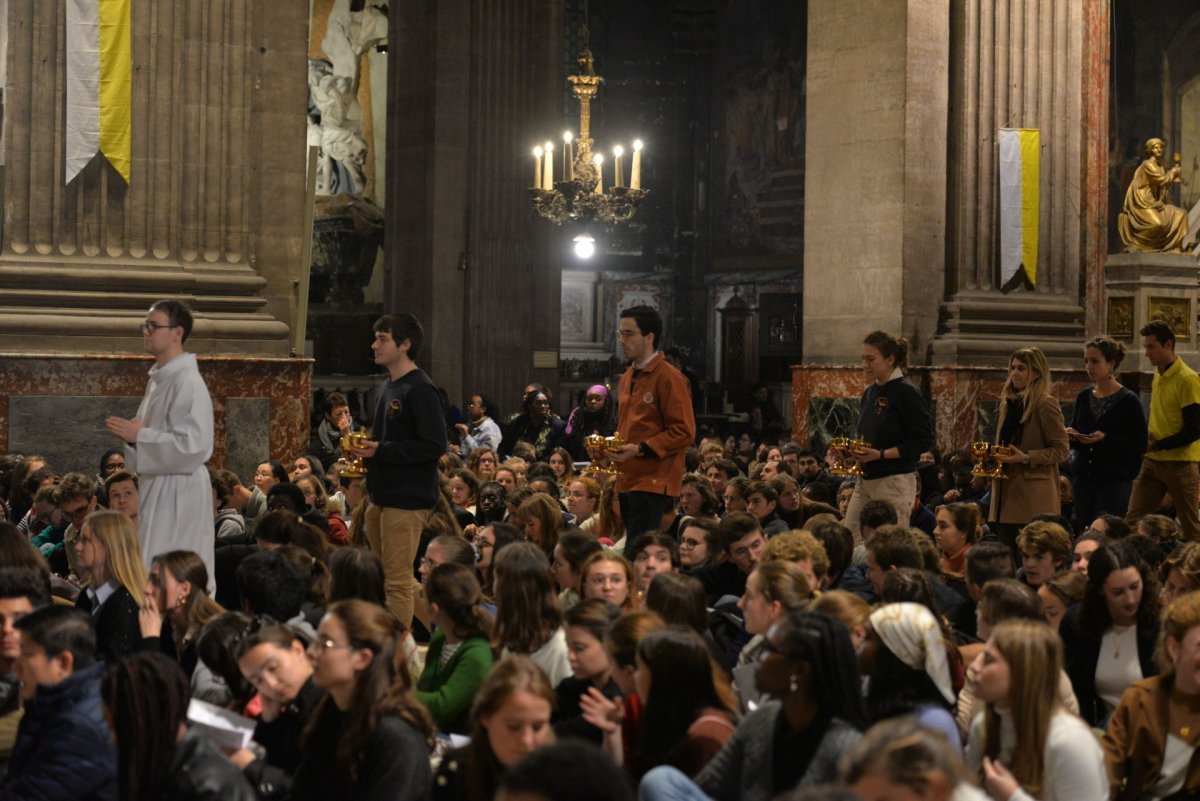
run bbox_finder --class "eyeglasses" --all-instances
[616,330,640,339]
[421,558,442,571]
[308,637,355,655]
[104,462,126,472]
[680,538,703,550]
[472,537,494,549]
[139,321,178,334]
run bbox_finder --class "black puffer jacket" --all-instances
[1,661,117,801]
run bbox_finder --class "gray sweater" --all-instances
[694,702,862,801]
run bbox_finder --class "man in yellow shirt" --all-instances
[1126,320,1200,540]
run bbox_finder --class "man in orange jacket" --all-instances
[602,305,696,557]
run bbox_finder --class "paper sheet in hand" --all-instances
[186,697,257,750]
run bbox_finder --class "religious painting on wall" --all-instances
[712,2,806,268]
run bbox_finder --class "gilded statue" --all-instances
[1117,138,1188,253]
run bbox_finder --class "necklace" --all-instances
[1112,625,1135,660]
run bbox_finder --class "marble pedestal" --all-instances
[1105,253,1200,372]
[0,354,311,483]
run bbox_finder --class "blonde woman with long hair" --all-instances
[988,347,1069,552]
[74,509,147,663]
[966,619,1107,800]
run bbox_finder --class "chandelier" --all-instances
[528,23,648,226]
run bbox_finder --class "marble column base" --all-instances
[930,290,1086,368]
[1105,253,1200,372]
[0,353,311,483]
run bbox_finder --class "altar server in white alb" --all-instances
[105,300,215,583]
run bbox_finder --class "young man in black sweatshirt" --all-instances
[347,313,447,628]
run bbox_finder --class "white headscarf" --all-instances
[869,602,955,705]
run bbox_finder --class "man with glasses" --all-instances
[597,305,696,557]
[105,299,215,586]
[456,393,502,458]
[29,473,93,578]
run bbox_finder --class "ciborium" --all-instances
[337,428,372,479]
[828,437,870,477]
[969,441,1010,480]
[582,433,626,478]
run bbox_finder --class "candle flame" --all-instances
[563,131,573,143]
[594,153,604,165]
[545,143,554,153]
[633,140,644,151]
[613,145,624,158]
[533,146,543,157]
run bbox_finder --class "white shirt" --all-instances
[1096,624,1144,712]
[966,710,1108,801]
[85,579,119,616]
[1148,734,1191,799]
[502,626,571,687]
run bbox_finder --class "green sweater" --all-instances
[415,631,493,735]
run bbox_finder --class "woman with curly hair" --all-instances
[1162,541,1200,605]
[295,599,434,800]
[467,447,499,483]
[563,385,619,462]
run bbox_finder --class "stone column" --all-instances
[0,0,312,471]
[933,0,1107,364]
[0,0,306,354]
[802,0,949,363]
[387,0,563,405]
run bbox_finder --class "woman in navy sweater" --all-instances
[1066,335,1147,529]
[843,330,935,542]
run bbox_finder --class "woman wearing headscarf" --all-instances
[860,602,962,753]
[564,385,619,462]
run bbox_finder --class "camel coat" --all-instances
[988,393,1070,525]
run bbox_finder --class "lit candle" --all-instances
[594,153,604,194]
[543,141,554,190]
[613,145,624,188]
[631,140,643,190]
[563,131,574,181]
[533,146,543,189]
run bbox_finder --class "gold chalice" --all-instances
[829,437,867,477]
[969,441,992,478]
[338,428,371,478]
[989,445,1013,479]
[582,433,624,477]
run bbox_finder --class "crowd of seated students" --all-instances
[3,362,1200,801]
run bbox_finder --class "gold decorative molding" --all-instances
[1106,296,1134,340]
[1148,296,1191,339]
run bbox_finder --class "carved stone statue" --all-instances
[1117,137,1188,253]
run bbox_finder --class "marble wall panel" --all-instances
[9,396,142,474]
[793,364,1094,456]
[0,355,310,474]
[225,398,271,483]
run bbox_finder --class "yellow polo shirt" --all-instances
[1148,357,1200,461]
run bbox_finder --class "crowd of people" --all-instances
[0,303,1198,801]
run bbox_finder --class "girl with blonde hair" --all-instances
[989,347,1069,552]
[966,619,1107,800]
[74,509,147,662]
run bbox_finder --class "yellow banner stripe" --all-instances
[1018,129,1039,287]
[98,0,131,183]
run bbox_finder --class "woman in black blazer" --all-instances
[73,510,146,663]
[1059,540,1160,727]
[1066,336,1147,530]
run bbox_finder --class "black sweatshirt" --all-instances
[365,368,447,509]
[856,376,934,480]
